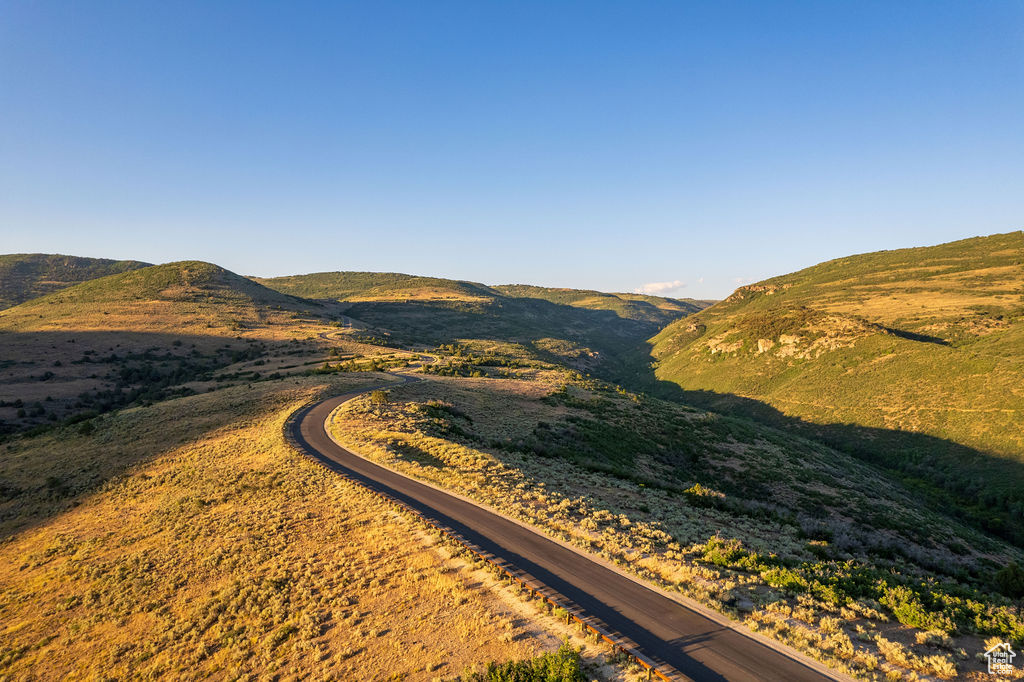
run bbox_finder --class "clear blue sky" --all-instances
[2,1,1022,299]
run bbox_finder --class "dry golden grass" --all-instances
[327,371,1022,681]
[0,376,608,681]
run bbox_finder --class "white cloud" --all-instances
[697,276,704,284]
[634,279,687,296]
[733,276,748,285]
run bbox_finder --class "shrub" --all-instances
[464,642,586,682]
[879,585,955,633]
[995,562,1024,600]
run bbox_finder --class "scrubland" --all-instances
[648,231,1024,547]
[3,239,1024,681]
[0,375,625,681]
[330,368,1024,680]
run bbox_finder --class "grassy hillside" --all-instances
[253,271,499,302]
[0,253,150,310]
[256,271,709,325]
[492,284,709,326]
[0,260,330,335]
[647,231,1024,544]
[256,271,706,379]
[329,367,1023,679]
[2,249,1022,680]
[0,375,598,680]
[0,261,406,436]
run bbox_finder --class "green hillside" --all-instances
[647,231,1024,544]
[252,271,499,302]
[2,250,1023,679]
[331,369,1023,677]
[492,283,710,326]
[0,260,323,334]
[256,271,707,377]
[0,261,401,437]
[0,253,150,310]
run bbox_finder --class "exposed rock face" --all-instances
[756,338,775,353]
[726,282,793,302]
[705,332,744,355]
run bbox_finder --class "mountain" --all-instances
[0,253,150,310]
[647,230,1024,542]
[0,260,325,335]
[2,250,1022,680]
[254,272,712,324]
[491,284,711,326]
[252,271,499,303]
[255,271,709,376]
[0,261,352,435]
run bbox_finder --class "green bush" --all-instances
[995,562,1024,600]
[463,642,586,682]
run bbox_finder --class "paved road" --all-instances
[290,378,840,682]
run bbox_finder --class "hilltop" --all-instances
[0,253,150,310]
[0,261,384,436]
[253,271,499,303]
[0,260,330,335]
[1,245,1022,680]
[256,270,709,378]
[492,284,710,326]
[255,271,710,325]
[647,231,1024,543]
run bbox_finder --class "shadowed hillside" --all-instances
[0,260,335,335]
[492,284,711,326]
[0,254,150,310]
[645,231,1024,545]
[2,250,1023,680]
[0,262,390,435]
[252,271,500,302]
[256,271,708,378]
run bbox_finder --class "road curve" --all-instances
[290,378,841,682]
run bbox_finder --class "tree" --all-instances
[369,390,389,408]
[996,561,1024,600]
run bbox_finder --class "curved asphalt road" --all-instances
[290,376,841,682]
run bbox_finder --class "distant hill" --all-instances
[0,254,150,310]
[255,271,712,324]
[647,231,1024,543]
[255,271,708,375]
[0,261,355,436]
[492,284,711,326]
[0,260,322,335]
[252,271,499,302]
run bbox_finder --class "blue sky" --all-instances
[2,1,1022,299]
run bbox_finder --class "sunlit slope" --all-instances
[253,271,500,302]
[649,231,1024,540]
[492,284,711,326]
[256,271,708,325]
[650,231,1024,453]
[329,371,1023,678]
[257,271,705,376]
[0,253,150,310]
[0,260,332,335]
[0,377,563,679]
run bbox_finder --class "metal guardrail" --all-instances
[284,396,679,681]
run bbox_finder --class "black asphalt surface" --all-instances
[290,378,839,682]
